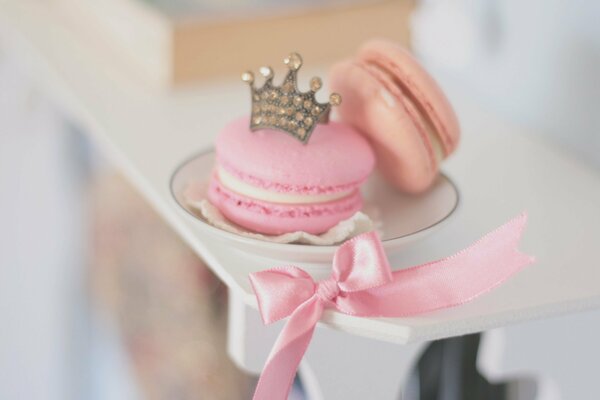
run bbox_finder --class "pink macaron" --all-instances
[208,116,375,235]
[329,39,460,193]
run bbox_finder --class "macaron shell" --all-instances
[329,60,439,193]
[216,116,375,194]
[208,174,362,235]
[358,39,460,155]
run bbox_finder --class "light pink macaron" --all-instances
[329,39,460,193]
[208,116,375,235]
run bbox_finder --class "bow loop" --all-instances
[332,231,393,292]
[250,214,534,400]
[249,266,316,324]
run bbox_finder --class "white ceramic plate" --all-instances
[170,150,459,264]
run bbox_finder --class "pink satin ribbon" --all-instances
[249,214,534,400]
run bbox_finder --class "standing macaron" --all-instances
[329,39,460,193]
[208,53,375,235]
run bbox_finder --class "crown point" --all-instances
[259,66,274,79]
[329,93,342,106]
[310,77,322,92]
[241,71,254,84]
[284,53,303,71]
[245,52,335,143]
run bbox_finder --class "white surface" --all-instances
[172,150,458,263]
[3,1,600,345]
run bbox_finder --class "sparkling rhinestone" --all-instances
[286,107,294,115]
[289,120,297,128]
[270,91,278,100]
[282,82,294,93]
[281,96,289,105]
[278,107,286,115]
[310,77,322,91]
[279,117,287,126]
[295,112,304,121]
[297,127,306,137]
[284,53,303,70]
[253,94,260,101]
[312,106,321,115]
[293,96,303,106]
[330,93,342,106]
[303,100,312,108]
[241,71,254,83]
[253,116,262,124]
[304,117,313,126]
[259,66,273,79]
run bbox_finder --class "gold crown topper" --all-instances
[242,52,341,144]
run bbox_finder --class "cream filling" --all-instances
[379,86,445,162]
[217,167,353,204]
[365,59,446,163]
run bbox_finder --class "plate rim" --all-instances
[169,148,460,252]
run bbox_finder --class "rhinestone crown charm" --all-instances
[242,52,341,144]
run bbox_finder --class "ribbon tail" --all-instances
[337,214,535,316]
[252,296,323,400]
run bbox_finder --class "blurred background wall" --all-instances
[412,0,600,168]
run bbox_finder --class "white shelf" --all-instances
[3,1,600,344]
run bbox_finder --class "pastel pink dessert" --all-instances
[329,39,460,194]
[208,116,375,235]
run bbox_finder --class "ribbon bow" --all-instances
[249,214,534,400]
